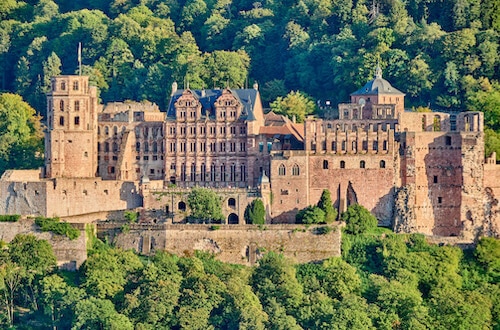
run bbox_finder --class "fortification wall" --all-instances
[0,219,87,270]
[102,223,342,265]
[0,176,49,216]
[45,178,142,218]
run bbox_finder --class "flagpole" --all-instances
[78,42,82,76]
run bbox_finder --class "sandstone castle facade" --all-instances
[1,69,499,240]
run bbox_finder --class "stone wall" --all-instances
[0,219,88,270]
[0,173,142,218]
[101,223,342,265]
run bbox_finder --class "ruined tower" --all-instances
[44,76,98,178]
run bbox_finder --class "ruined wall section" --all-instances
[0,175,48,216]
[460,131,486,240]
[0,219,87,270]
[484,153,500,237]
[45,178,142,218]
[104,223,342,265]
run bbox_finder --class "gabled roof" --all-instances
[166,88,259,121]
[351,66,405,96]
[261,112,305,142]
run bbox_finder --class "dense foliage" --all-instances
[0,214,20,222]
[1,0,500,158]
[1,232,499,329]
[34,216,81,240]
[187,187,225,223]
[342,203,378,234]
[0,93,44,175]
[244,198,266,224]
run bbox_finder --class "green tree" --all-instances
[475,237,500,282]
[202,50,250,88]
[0,93,44,175]
[317,189,337,223]
[244,199,266,224]
[0,261,26,327]
[187,187,225,223]
[40,274,84,330]
[251,252,303,311]
[296,205,325,224]
[72,297,134,330]
[342,204,378,234]
[270,91,316,123]
[8,234,56,276]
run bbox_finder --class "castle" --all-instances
[1,68,499,240]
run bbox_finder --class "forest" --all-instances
[1,0,500,160]
[0,228,498,329]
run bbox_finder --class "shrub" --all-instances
[341,204,378,234]
[296,205,325,224]
[0,214,20,222]
[35,216,80,240]
[244,199,266,224]
[315,226,333,235]
[124,211,138,223]
[317,189,337,223]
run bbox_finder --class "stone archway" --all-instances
[228,213,239,224]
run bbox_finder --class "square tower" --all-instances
[45,76,98,178]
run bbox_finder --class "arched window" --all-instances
[144,142,149,152]
[221,163,226,181]
[104,142,109,152]
[59,100,64,111]
[113,126,118,135]
[380,160,386,168]
[105,126,109,135]
[278,164,286,176]
[352,141,357,151]
[210,163,216,181]
[135,142,140,152]
[360,160,366,168]
[153,142,158,153]
[340,160,345,169]
[433,115,441,131]
[59,116,64,126]
[178,201,186,211]
[201,163,206,181]
[112,142,118,152]
[228,198,236,207]
[292,164,300,176]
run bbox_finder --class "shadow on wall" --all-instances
[120,182,142,209]
[372,187,396,227]
[271,207,300,224]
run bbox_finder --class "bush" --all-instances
[124,211,138,223]
[341,204,378,235]
[244,199,266,224]
[0,214,20,222]
[296,205,325,224]
[315,226,333,235]
[35,216,80,240]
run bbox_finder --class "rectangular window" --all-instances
[74,116,80,125]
